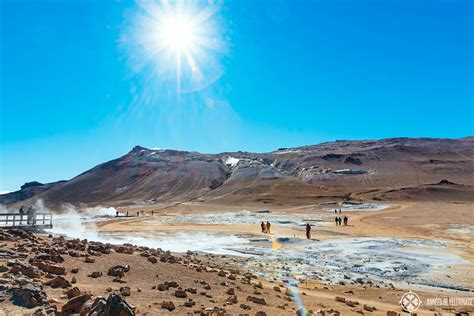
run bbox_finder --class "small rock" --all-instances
[45,276,71,289]
[65,287,81,299]
[335,296,345,303]
[88,271,102,278]
[246,296,266,305]
[120,286,131,297]
[161,300,175,311]
[240,304,251,310]
[175,290,187,298]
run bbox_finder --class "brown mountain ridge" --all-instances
[2,137,473,208]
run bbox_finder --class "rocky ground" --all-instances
[0,228,472,316]
[0,229,309,315]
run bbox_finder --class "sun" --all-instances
[159,14,196,53]
[124,0,226,94]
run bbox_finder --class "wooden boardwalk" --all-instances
[0,213,53,230]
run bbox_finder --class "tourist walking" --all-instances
[266,221,271,234]
[261,221,266,233]
[306,223,311,239]
[343,216,348,226]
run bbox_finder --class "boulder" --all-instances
[45,276,71,289]
[104,292,135,316]
[147,256,157,264]
[61,293,91,313]
[9,283,48,308]
[35,252,64,264]
[9,260,41,278]
[33,261,66,275]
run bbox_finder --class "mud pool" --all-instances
[48,209,471,292]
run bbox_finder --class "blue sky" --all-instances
[1,0,472,191]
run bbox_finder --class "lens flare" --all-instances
[122,0,227,95]
[270,235,282,250]
[285,279,308,316]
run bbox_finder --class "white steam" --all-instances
[46,202,118,242]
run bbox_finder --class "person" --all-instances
[335,216,339,226]
[261,221,266,233]
[116,211,119,217]
[334,209,337,214]
[19,205,24,215]
[339,209,342,214]
[306,224,311,239]
[343,216,348,226]
[136,211,139,217]
[151,210,154,216]
[338,217,342,226]
[266,221,271,234]
[27,205,36,225]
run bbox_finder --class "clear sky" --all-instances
[0,0,473,192]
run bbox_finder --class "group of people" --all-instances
[18,205,37,225]
[334,209,349,226]
[260,221,272,234]
[259,208,349,242]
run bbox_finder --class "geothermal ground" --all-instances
[1,200,470,315]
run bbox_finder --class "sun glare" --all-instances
[125,0,226,94]
[160,15,196,52]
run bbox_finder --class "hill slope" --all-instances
[2,137,473,208]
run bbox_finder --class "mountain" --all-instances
[2,137,474,208]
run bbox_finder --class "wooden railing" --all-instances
[0,213,53,229]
